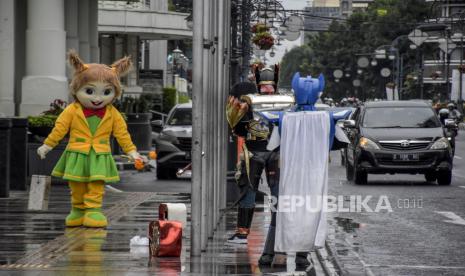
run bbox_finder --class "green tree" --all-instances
[299,0,432,101]
[279,45,314,88]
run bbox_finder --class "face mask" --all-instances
[75,81,115,109]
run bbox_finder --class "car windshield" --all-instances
[167,108,192,126]
[362,107,441,128]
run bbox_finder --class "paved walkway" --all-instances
[0,183,324,275]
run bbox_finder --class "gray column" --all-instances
[125,35,142,94]
[100,35,114,66]
[216,0,226,224]
[21,0,67,116]
[221,0,231,210]
[65,0,79,79]
[191,0,204,258]
[201,0,212,251]
[78,0,90,61]
[89,0,99,62]
[149,40,168,86]
[0,0,16,116]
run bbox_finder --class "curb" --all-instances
[315,240,343,276]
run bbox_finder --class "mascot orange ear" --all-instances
[67,49,88,73]
[111,56,132,76]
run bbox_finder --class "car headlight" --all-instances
[430,137,450,150]
[359,137,380,150]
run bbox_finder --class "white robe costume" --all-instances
[273,111,330,253]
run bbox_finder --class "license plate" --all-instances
[393,153,419,161]
[185,152,191,160]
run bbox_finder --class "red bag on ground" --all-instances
[148,219,182,257]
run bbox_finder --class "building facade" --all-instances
[0,0,191,117]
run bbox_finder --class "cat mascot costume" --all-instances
[37,50,145,228]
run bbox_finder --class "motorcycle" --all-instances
[443,118,458,156]
[438,108,458,155]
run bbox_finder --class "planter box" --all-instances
[28,141,67,178]
[126,113,153,151]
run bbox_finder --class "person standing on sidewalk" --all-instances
[36,50,146,228]
[225,66,281,245]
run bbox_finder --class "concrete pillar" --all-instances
[100,35,114,66]
[89,0,99,63]
[21,0,67,116]
[78,0,90,62]
[65,0,79,79]
[114,35,125,60]
[125,35,142,93]
[0,0,16,116]
[149,40,168,86]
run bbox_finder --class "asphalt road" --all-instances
[327,132,465,275]
[111,134,465,275]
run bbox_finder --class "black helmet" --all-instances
[230,82,257,98]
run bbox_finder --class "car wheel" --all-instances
[437,170,452,186]
[346,161,354,181]
[354,167,368,185]
[424,172,436,182]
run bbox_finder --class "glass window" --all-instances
[167,108,192,126]
[362,107,441,128]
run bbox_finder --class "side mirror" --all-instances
[151,120,164,133]
[343,120,356,128]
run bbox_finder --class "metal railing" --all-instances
[149,110,168,122]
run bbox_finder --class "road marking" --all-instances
[459,186,465,189]
[454,155,462,160]
[364,264,465,270]
[344,237,376,276]
[435,211,465,226]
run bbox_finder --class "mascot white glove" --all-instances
[37,144,53,160]
[127,151,148,163]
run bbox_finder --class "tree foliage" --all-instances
[279,0,433,100]
[279,45,314,87]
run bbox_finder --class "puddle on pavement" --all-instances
[334,217,361,233]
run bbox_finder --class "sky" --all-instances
[264,0,309,65]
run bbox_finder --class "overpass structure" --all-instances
[98,8,192,40]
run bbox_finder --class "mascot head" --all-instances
[68,50,132,110]
[291,72,325,108]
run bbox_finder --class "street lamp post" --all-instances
[171,46,183,104]
[460,33,464,113]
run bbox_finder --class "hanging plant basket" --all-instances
[251,23,269,34]
[252,32,275,50]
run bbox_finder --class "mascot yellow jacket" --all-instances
[44,102,136,154]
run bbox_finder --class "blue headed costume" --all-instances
[261,72,351,151]
[259,72,352,261]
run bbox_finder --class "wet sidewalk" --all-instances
[0,181,328,275]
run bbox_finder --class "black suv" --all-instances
[344,101,453,185]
